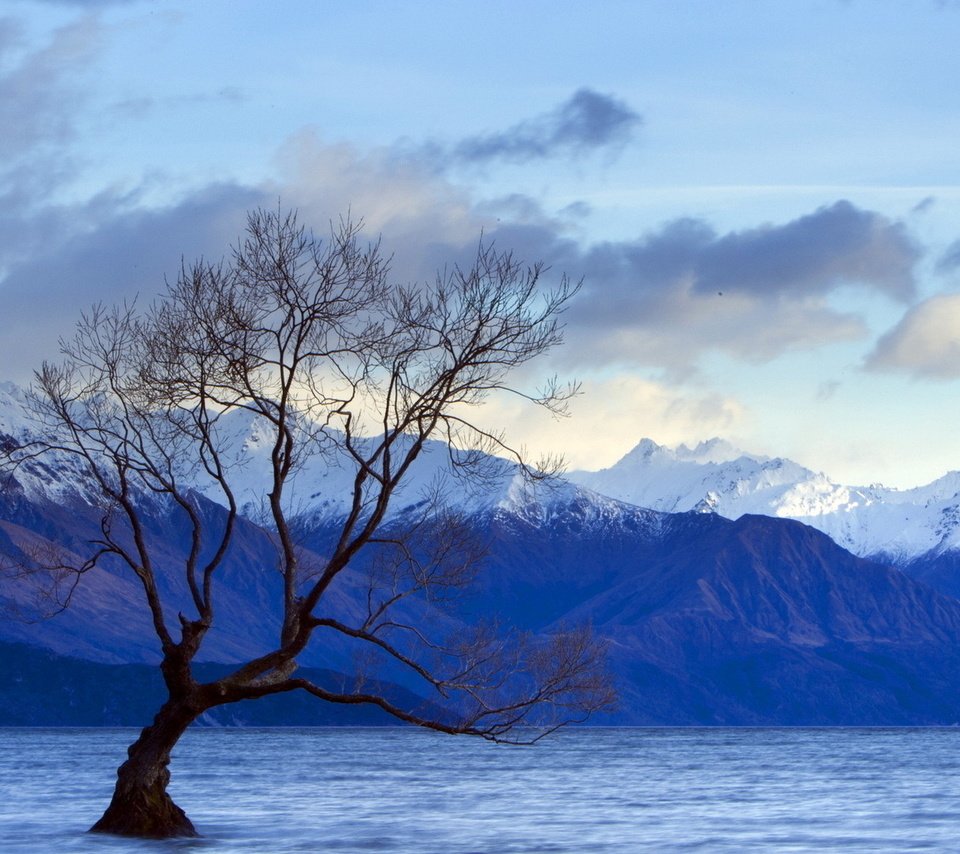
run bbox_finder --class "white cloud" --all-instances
[471,374,746,470]
[866,293,960,379]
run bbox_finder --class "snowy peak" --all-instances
[570,438,815,518]
[569,437,960,563]
[613,436,749,468]
[0,382,35,441]
[676,437,749,463]
[6,378,960,566]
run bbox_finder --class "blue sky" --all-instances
[3,0,960,487]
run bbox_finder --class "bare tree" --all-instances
[3,209,612,838]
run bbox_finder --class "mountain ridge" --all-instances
[569,436,960,564]
[7,378,960,566]
[7,382,960,723]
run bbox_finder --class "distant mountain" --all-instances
[298,489,960,725]
[569,437,960,566]
[8,379,960,567]
[7,382,960,724]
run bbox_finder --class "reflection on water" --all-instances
[1,727,959,852]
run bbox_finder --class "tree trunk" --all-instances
[90,698,202,838]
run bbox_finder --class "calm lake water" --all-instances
[1,727,959,852]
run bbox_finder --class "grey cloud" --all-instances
[455,89,640,163]
[470,203,918,373]
[569,201,918,315]
[694,202,918,301]
[936,239,960,273]
[424,89,641,168]
[0,14,103,163]
[0,184,268,381]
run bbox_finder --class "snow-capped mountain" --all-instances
[0,381,624,534]
[6,377,960,566]
[569,438,960,562]
[12,380,960,724]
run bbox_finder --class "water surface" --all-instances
[1,727,959,852]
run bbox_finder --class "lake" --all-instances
[1,727,959,852]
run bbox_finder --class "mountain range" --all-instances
[570,437,960,562]
[4,381,960,725]
[568,437,960,598]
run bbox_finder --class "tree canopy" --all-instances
[4,208,612,838]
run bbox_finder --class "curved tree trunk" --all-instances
[90,698,202,838]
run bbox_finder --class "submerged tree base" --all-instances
[89,786,198,839]
[90,769,200,839]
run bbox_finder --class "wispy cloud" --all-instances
[0,12,110,289]
[111,86,246,120]
[936,238,960,273]
[403,89,642,171]
[454,89,641,164]
[0,13,104,163]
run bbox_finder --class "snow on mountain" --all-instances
[194,406,542,522]
[5,377,960,565]
[0,382,109,508]
[0,382,619,533]
[207,405,648,533]
[0,382,34,438]
[569,438,960,562]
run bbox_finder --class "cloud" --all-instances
[0,184,267,381]
[0,128,500,381]
[936,239,960,274]
[0,13,113,286]
[0,13,104,164]
[480,202,918,374]
[866,294,960,379]
[690,201,917,301]
[471,375,746,470]
[404,89,641,170]
[0,125,925,384]
[456,89,641,164]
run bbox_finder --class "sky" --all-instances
[2,0,960,488]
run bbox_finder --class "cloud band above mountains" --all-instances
[0,130,924,382]
[483,200,919,374]
[0,27,931,387]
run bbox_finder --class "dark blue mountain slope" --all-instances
[6,470,960,724]
[0,642,439,726]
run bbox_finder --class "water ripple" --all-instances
[1,727,960,852]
